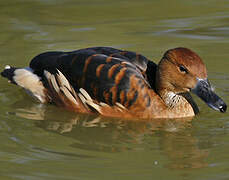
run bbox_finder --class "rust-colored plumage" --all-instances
[108,64,120,79]
[164,48,207,79]
[96,64,105,78]
[1,47,227,120]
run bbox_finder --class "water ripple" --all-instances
[152,14,229,40]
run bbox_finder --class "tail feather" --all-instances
[1,65,47,103]
[1,65,18,84]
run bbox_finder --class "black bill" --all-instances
[191,78,227,113]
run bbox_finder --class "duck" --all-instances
[1,47,227,119]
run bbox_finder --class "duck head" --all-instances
[156,47,227,113]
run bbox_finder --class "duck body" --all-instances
[1,47,227,119]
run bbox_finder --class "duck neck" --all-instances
[154,76,197,117]
[158,89,185,109]
[155,63,188,109]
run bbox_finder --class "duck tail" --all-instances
[1,65,18,84]
[1,65,47,103]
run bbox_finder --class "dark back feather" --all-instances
[29,47,158,107]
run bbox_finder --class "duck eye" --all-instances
[179,65,188,73]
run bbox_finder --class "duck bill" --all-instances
[191,78,227,113]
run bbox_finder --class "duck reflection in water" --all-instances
[11,100,209,169]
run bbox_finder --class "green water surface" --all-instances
[0,0,229,179]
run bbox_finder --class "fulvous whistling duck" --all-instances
[1,47,227,119]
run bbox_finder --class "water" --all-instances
[0,0,229,179]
